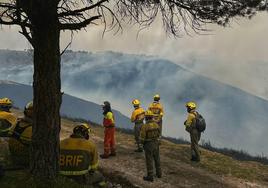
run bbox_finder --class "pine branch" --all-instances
[59,15,101,30]
[58,0,108,17]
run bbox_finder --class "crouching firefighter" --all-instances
[8,101,33,167]
[60,123,106,187]
[0,98,17,137]
[140,110,161,182]
[131,99,145,152]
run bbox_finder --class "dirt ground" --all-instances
[60,120,268,188]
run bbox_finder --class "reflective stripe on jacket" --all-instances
[148,102,164,117]
[140,121,160,142]
[60,137,99,176]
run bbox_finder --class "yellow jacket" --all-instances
[0,111,17,137]
[103,111,115,127]
[148,102,164,117]
[9,117,32,143]
[184,111,197,132]
[60,136,99,176]
[9,117,32,145]
[8,117,32,166]
[131,107,145,123]
[140,121,160,142]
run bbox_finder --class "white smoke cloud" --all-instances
[1,50,268,155]
[1,13,268,99]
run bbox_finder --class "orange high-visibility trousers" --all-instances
[104,127,116,156]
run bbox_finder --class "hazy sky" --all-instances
[0,12,268,99]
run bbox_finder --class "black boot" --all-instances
[143,176,154,182]
[135,148,143,152]
[0,165,4,178]
[191,156,200,162]
[156,172,162,178]
[100,154,109,159]
[191,156,197,161]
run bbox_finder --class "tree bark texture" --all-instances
[29,1,62,179]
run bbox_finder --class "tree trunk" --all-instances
[30,14,62,179]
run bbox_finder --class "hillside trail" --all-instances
[60,124,266,188]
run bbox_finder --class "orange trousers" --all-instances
[104,127,116,156]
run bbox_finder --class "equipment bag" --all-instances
[194,112,206,132]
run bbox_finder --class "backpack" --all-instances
[194,112,206,132]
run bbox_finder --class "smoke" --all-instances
[1,13,268,101]
[1,11,268,155]
[1,50,268,155]
[1,13,268,99]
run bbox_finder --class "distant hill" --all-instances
[0,49,268,155]
[1,110,268,188]
[0,81,131,129]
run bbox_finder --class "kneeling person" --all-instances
[0,98,17,137]
[60,123,106,187]
[8,101,33,167]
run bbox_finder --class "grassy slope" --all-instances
[89,120,268,187]
[162,141,268,182]
[1,112,268,187]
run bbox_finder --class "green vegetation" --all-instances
[2,115,268,187]
[161,140,268,183]
[64,115,268,165]
[70,117,268,183]
[0,170,84,188]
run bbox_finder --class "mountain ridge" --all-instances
[0,81,132,129]
[0,48,265,101]
[1,50,268,155]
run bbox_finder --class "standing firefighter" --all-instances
[0,98,16,137]
[140,110,161,182]
[131,99,145,152]
[148,94,164,137]
[8,101,33,166]
[100,101,116,159]
[60,123,106,187]
[184,101,204,162]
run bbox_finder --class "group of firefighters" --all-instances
[0,94,202,186]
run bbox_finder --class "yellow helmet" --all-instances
[185,101,197,110]
[73,123,91,139]
[25,101,33,110]
[145,110,154,117]
[24,101,33,118]
[80,123,91,132]
[132,99,140,106]
[153,94,160,101]
[0,97,12,107]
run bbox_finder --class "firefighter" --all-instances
[60,123,106,187]
[148,94,164,136]
[184,101,201,162]
[100,101,116,159]
[131,99,145,152]
[140,110,161,182]
[8,101,33,166]
[0,98,17,137]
